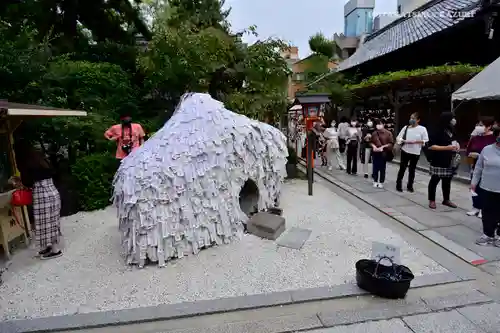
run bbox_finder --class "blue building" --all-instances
[343,0,375,37]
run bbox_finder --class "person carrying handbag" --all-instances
[371,119,394,188]
[395,112,429,193]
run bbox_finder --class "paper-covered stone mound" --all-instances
[112,93,288,267]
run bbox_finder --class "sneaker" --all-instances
[373,182,379,188]
[378,183,384,189]
[476,235,495,246]
[364,174,368,179]
[466,208,480,216]
[40,251,63,260]
[328,166,333,171]
[407,187,414,193]
[38,247,51,256]
[495,238,500,247]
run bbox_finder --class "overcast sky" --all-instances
[225,0,397,58]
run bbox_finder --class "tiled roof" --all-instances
[337,0,481,71]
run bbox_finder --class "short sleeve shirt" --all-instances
[105,123,145,159]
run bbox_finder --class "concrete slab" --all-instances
[435,225,500,262]
[162,313,323,333]
[276,227,311,250]
[458,302,500,333]
[318,299,430,327]
[348,182,384,193]
[403,310,485,333]
[479,261,500,276]
[247,212,285,240]
[308,319,412,333]
[394,215,428,231]
[397,205,459,228]
[370,191,414,207]
[419,230,486,265]
[420,289,492,311]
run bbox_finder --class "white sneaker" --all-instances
[378,183,384,189]
[466,208,480,216]
[373,182,379,188]
[328,166,333,171]
[478,210,482,219]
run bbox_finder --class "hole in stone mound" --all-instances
[239,178,259,217]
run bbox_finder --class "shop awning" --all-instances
[452,56,500,101]
[0,101,87,117]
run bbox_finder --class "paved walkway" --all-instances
[311,160,500,276]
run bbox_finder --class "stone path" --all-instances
[310,160,500,276]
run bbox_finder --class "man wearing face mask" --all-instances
[360,119,375,178]
[104,114,146,165]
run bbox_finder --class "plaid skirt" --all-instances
[33,178,61,250]
[429,166,454,178]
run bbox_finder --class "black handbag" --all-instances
[355,256,414,299]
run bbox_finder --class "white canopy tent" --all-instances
[452,57,500,101]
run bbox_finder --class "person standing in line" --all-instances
[370,119,394,188]
[471,126,500,246]
[360,119,375,179]
[337,117,349,170]
[465,116,496,218]
[395,112,429,193]
[427,112,460,210]
[345,118,361,175]
[104,114,146,167]
[323,121,343,170]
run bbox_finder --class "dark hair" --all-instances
[493,126,500,137]
[340,116,348,123]
[480,116,495,128]
[411,112,420,120]
[374,118,384,125]
[438,112,454,128]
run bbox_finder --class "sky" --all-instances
[225,0,397,58]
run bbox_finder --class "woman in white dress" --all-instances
[323,121,344,170]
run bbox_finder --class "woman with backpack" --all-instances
[395,112,429,193]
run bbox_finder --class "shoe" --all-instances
[442,200,457,208]
[364,174,368,179]
[396,184,403,192]
[352,173,357,176]
[476,235,495,246]
[478,210,482,219]
[373,182,379,188]
[429,201,436,209]
[328,166,333,171]
[407,187,414,193]
[378,183,384,189]
[40,251,63,260]
[466,208,480,216]
[38,247,51,256]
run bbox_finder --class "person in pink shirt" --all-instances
[104,114,145,160]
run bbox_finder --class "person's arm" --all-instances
[428,132,456,151]
[416,127,429,145]
[471,150,485,190]
[138,125,146,145]
[384,131,394,150]
[396,127,405,142]
[104,126,118,141]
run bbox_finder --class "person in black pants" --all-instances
[345,119,361,175]
[395,112,429,192]
[427,112,459,209]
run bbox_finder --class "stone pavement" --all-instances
[311,160,500,276]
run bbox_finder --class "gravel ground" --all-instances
[0,180,446,320]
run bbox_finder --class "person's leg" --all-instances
[469,182,482,216]
[396,150,409,191]
[335,148,344,170]
[352,144,358,174]
[441,177,456,207]
[372,153,380,183]
[428,175,440,208]
[407,153,420,191]
[477,190,497,245]
[379,159,387,185]
[346,144,353,174]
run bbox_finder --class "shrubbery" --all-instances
[71,153,117,211]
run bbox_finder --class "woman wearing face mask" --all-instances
[427,112,460,209]
[395,113,429,192]
[323,121,344,170]
[360,119,375,178]
[370,119,394,188]
[471,126,500,246]
[337,117,349,170]
[465,116,496,218]
[345,118,361,175]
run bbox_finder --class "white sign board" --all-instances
[371,241,400,266]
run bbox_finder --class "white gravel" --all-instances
[0,180,446,320]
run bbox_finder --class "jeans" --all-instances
[346,142,358,174]
[396,150,420,189]
[481,190,500,237]
[372,152,387,183]
[361,147,372,175]
[428,175,452,202]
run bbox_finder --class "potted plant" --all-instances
[286,146,298,178]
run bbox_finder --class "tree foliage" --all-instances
[308,33,339,59]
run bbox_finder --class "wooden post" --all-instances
[307,131,315,196]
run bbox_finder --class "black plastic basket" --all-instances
[355,257,414,299]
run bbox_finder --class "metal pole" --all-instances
[307,131,314,196]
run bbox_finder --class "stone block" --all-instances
[308,319,412,333]
[421,289,492,311]
[247,212,285,240]
[403,310,485,333]
[276,227,311,249]
[457,302,500,332]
